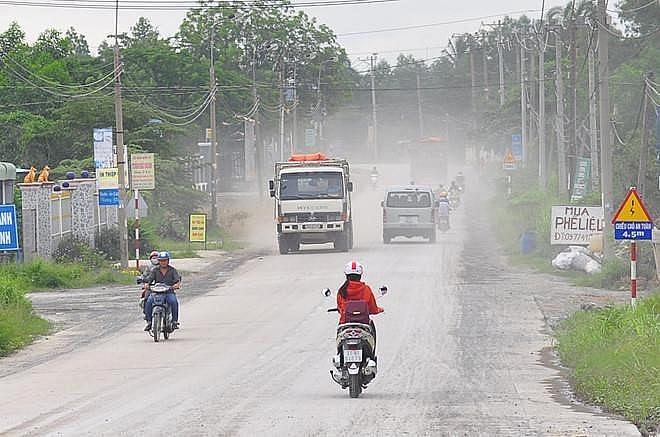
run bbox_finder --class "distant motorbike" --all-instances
[370,173,378,191]
[437,214,450,232]
[325,286,387,398]
[149,283,175,342]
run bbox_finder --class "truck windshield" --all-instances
[280,171,344,200]
[386,191,432,208]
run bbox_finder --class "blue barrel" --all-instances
[520,231,536,254]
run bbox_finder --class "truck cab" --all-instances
[269,155,354,254]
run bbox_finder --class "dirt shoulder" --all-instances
[0,249,267,378]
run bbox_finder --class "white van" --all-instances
[381,185,437,243]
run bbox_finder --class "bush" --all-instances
[95,227,120,260]
[55,235,107,268]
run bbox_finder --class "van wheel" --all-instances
[429,230,436,243]
[383,233,391,244]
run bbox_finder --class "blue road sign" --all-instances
[98,188,120,206]
[0,204,19,250]
[614,221,653,240]
[511,134,522,161]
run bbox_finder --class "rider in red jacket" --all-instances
[337,261,383,321]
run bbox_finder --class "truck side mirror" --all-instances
[268,180,275,197]
[346,181,353,192]
[380,200,384,207]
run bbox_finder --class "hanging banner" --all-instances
[570,157,591,202]
[93,127,114,169]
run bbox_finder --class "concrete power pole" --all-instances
[538,30,547,188]
[113,2,129,269]
[252,52,263,199]
[637,73,654,198]
[497,28,505,106]
[520,42,528,168]
[209,31,218,226]
[588,42,599,192]
[598,0,614,257]
[370,53,378,160]
[555,29,568,199]
[416,69,424,138]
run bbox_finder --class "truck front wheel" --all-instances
[277,234,289,254]
[334,230,350,252]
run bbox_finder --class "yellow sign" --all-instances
[503,151,516,170]
[612,188,652,222]
[97,167,119,189]
[189,214,207,242]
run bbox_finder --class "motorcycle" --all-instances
[437,214,450,232]
[370,173,379,191]
[149,283,176,342]
[324,285,387,398]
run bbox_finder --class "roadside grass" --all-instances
[487,169,660,433]
[0,271,50,356]
[555,293,660,432]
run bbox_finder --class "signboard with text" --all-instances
[130,153,155,190]
[612,187,653,240]
[0,204,19,251]
[189,214,207,243]
[551,206,604,245]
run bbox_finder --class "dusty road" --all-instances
[0,164,641,436]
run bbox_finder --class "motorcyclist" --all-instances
[437,191,451,228]
[370,166,379,190]
[143,251,182,331]
[456,171,465,189]
[336,260,384,353]
[138,250,159,316]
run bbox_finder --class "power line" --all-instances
[337,10,541,37]
[0,0,398,10]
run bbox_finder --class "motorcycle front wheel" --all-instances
[348,373,362,398]
[152,312,162,343]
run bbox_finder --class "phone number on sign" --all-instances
[553,232,593,242]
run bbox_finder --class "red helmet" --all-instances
[149,250,159,259]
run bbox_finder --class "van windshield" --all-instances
[280,171,344,200]
[386,191,431,208]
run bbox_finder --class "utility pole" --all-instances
[113,0,128,268]
[570,16,579,161]
[292,64,297,154]
[554,28,568,199]
[252,50,263,199]
[520,41,528,168]
[598,0,614,257]
[370,53,378,160]
[497,27,505,106]
[279,67,285,162]
[637,73,653,198]
[588,40,599,192]
[482,34,489,101]
[416,68,424,138]
[538,28,547,188]
[209,29,218,226]
[468,37,477,116]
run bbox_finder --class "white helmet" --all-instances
[344,260,364,276]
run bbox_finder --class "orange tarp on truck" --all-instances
[288,153,329,162]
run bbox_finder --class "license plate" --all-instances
[343,349,363,363]
[306,223,322,230]
[400,216,418,224]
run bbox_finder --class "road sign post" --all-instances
[612,187,653,306]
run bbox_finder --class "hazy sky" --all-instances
[1,0,571,65]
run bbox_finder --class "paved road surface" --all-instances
[0,164,640,436]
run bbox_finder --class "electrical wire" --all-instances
[0,55,117,97]
[0,0,399,10]
[609,0,658,14]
